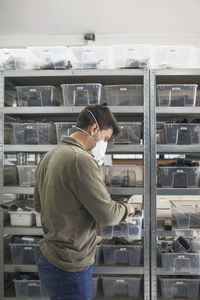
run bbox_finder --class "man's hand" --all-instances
[126,203,135,217]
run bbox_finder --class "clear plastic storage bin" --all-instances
[171,201,200,228]
[14,279,49,298]
[34,212,42,227]
[13,123,57,144]
[92,276,98,298]
[109,122,142,144]
[101,217,142,240]
[161,253,200,273]
[4,165,18,186]
[159,277,200,299]
[105,85,143,106]
[111,44,152,69]
[158,166,200,188]
[152,46,194,69]
[16,86,63,106]
[61,84,103,106]
[28,46,70,69]
[4,123,14,144]
[102,245,142,266]
[0,48,36,70]
[17,165,37,187]
[9,211,35,227]
[157,85,198,107]
[102,276,142,298]
[102,165,143,187]
[69,46,112,69]
[162,123,200,145]
[10,241,40,264]
[55,122,76,142]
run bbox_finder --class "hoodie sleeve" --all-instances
[71,152,128,226]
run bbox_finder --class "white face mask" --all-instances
[76,110,108,161]
[91,139,108,161]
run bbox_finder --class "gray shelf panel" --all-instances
[154,69,200,76]
[107,187,144,195]
[4,264,38,273]
[157,228,200,237]
[4,187,34,194]
[4,106,144,115]
[4,144,144,154]
[4,226,43,236]
[3,187,144,195]
[157,188,200,195]
[157,145,200,153]
[157,268,200,276]
[3,69,144,77]
[156,107,200,115]
[4,263,144,274]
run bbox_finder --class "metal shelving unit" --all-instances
[0,69,150,300]
[150,69,200,300]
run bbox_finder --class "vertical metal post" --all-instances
[0,74,4,300]
[143,69,150,300]
[150,70,157,300]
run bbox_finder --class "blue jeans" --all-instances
[38,250,93,300]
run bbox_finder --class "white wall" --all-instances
[0,0,200,47]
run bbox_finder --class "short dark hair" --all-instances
[76,104,120,136]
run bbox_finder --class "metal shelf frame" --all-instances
[150,69,200,300]
[0,69,150,300]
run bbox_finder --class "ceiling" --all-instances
[0,0,200,47]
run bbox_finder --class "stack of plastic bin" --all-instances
[101,216,143,240]
[9,236,41,264]
[109,122,142,144]
[13,274,49,299]
[161,123,200,145]
[12,123,57,144]
[61,84,104,106]
[171,200,200,228]
[69,46,112,69]
[158,165,200,188]
[105,85,143,106]
[159,277,200,299]
[102,165,143,187]
[111,44,152,69]
[16,86,63,106]
[0,48,36,70]
[17,165,37,187]
[157,84,198,107]
[28,46,71,69]
[102,276,142,298]
[152,46,194,69]
[102,245,142,266]
[55,122,76,142]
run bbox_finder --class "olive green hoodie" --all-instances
[34,136,128,272]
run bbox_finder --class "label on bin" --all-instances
[120,248,127,251]
[131,220,137,224]
[30,89,37,92]
[120,88,127,91]
[24,247,33,250]
[116,280,125,283]
[176,281,184,285]
[176,170,183,173]
[22,237,34,242]
[28,283,39,286]
[77,87,84,90]
[180,127,187,130]
[172,88,181,91]
[178,255,185,258]
[26,126,34,129]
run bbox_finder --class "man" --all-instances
[34,104,135,300]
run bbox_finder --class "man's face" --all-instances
[99,128,113,142]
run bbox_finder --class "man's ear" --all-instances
[90,123,99,136]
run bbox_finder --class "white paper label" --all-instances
[180,127,187,130]
[177,170,184,173]
[176,282,184,285]
[24,247,33,250]
[77,87,84,90]
[120,88,127,91]
[116,280,125,283]
[120,248,127,251]
[30,89,37,92]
